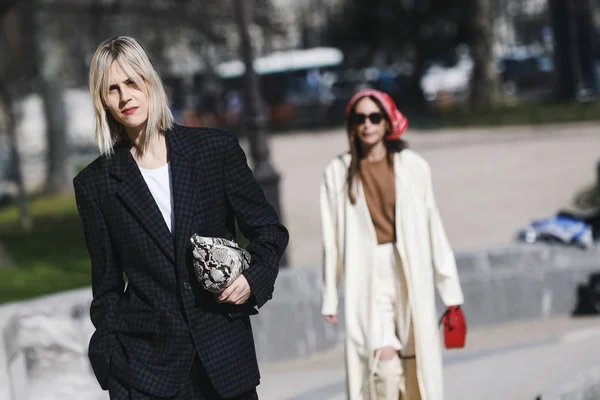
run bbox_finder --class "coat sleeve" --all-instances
[223,134,289,309]
[73,178,124,390]
[424,163,464,307]
[320,167,343,316]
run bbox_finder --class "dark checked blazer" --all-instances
[73,124,289,398]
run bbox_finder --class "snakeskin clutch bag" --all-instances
[189,235,251,293]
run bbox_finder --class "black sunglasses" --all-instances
[350,112,384,125]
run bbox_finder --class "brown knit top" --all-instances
[359,156,396,244]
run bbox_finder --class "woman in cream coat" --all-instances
[320,89,465,400]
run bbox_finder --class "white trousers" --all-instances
[369,243,421,400]
[371,242,414,355]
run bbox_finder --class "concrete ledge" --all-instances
[538,364,600,400]
[0,304,27,400]
[449,243,600,328]
[253,265,344,363]
[259,243,600,361]
[0,288,102,400]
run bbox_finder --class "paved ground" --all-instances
[258,123,600,267]
[257,315,600,400]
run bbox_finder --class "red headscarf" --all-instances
[345,89,409,141]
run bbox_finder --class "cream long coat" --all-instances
[320,149,464,400]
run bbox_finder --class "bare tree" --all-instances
[36,25,71,194]
[467,0,501,107]
[0,4,33,230]
[0,84,31,230]
[4,0,73,195]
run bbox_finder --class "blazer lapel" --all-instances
[165,127,201,266]
[110,144,176,264]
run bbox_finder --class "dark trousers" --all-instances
[107,356,259,400]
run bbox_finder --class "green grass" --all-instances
[0,194,91,304]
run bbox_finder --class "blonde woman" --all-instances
[75,36,288,399]
[320,89,465,400]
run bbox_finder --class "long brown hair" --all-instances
[346,95,408,204]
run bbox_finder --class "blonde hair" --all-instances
[88,36,173,155]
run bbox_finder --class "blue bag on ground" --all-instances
[518,214,593,248]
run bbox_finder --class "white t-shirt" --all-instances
[139,162,174,234]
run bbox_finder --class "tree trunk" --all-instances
[468,0,501,107]
[406,49,427,113]
[32,10,71,195]
[0,6,32,230]
[232,0,288,267]
[0,81,32,231]
[40,77,70,194]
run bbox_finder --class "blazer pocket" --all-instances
[223,303,259,320]
[113,310,169,335]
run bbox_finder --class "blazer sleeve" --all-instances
[320,167,342,316]
[223,134,289,309]
[73,178,125,389]
[424,163,465,307]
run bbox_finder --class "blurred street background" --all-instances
[2,0,600,399]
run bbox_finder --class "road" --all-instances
[258,315,600,400]
[259,123,600,267]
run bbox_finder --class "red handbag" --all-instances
[440,306,467,349]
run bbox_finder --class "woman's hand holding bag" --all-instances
[440,305,467,349]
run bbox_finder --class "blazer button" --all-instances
[183,282,192,290]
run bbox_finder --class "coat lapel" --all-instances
[393,152,410,263]
[110,142,176,264]
[340,154,378,247]
[165,127,201,266]
[355,179,378,247]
